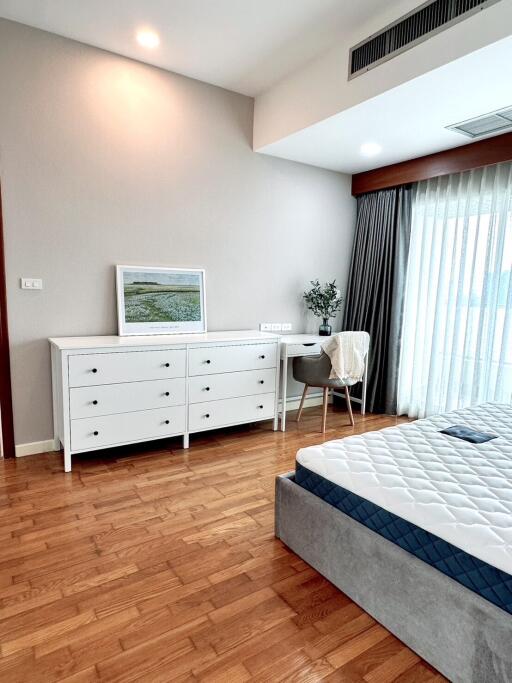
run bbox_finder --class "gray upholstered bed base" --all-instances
[275,473,512,683]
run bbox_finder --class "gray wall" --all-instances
[0,19,355,447]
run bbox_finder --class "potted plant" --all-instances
[303,279,343,336]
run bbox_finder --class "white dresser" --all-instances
[50,331,280,472]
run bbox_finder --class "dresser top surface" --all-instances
[49,330,280,350]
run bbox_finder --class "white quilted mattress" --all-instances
[296,403,512,574]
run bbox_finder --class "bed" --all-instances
[275,403,512,683]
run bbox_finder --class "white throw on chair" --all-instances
[292,331,370,432]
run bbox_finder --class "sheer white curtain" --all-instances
[397,162,512,418]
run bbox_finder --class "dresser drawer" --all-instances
[188,392,275,432]
[70,378,186,419]
[188,368,276,404]
[71,406,186,451]
[68,349,186,387]
[188,343,277,376]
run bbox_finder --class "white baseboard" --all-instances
[15,439,59,458]
[14,393,331,458]
[280,392,328,411]
[332,390,362,405]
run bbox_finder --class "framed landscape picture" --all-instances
[116,265,207,336]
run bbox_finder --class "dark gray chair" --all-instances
[293,351,355,433]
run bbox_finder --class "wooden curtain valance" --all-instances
[352,132,512,196]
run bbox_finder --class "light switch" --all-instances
[21,278,43,290]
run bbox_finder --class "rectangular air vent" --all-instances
[349,0,502,79]
[448,107,512,138]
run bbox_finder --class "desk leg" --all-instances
[281,356,288,431]
[362,356,368,415]
[273,346,280,431]
[64,448,72,473]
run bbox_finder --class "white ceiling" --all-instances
[0,0,382,96]
[1,0,510,173]
[258,35,512,174]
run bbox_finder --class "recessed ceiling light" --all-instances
[136,29,160,49]
[360,142,382,157]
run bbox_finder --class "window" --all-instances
[397,163,512,417]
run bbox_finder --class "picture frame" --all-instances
[116,265,207,336]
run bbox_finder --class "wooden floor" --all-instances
[0,405,447,682]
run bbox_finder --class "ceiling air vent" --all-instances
[349,0,502,79]
[447,107,512,138]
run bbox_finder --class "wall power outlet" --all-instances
[21,278,43,290]
[260,322,292,333]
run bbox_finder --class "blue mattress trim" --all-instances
[295,462,512,615]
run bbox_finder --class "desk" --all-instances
[279,334,367,431]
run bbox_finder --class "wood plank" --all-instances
[2,610,97,656]
[192,618,300,680]
[34,606,139,658]
[0,409,445,682]
[305,611,375,660]
[243,625,317,675]
[120,612,208,651]
[96,636,196,682]
[77,569,181,619]
[208,586,275,624]
[363,645,420,682]
[326,625,390,669]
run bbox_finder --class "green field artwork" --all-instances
[123,270,202,323]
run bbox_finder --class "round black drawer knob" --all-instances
[165,392,170,396]
[91,368,98,373]
[205,413,210,418]
[93,430,99,436]
[165,420,170,425]
[259,380,264,384]
[92,400,98,405]
[164,363,170,368]
[258,405,264,409]
[205,359,211,364]
[205,387,210,391]
[259,355,265,359]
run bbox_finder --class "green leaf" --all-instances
[303,279,343,319]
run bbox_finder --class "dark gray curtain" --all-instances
[342,186,412,414]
